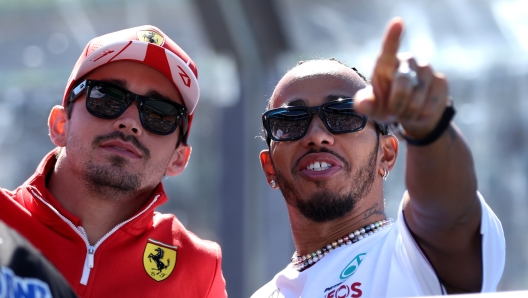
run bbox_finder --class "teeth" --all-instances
[307,161,332,171]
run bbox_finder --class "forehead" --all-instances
[270,60,368,108]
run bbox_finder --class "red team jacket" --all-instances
[0,150,227,297]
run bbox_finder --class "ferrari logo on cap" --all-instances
[143,239,177,281]
[138,30,164,46]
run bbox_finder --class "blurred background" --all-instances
[0,0,527,296]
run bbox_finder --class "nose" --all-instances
[300,115,334,147]
[114,103,143,136]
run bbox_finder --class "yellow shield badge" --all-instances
[143,239,177,281]
[137,30,164,46]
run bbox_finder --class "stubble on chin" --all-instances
[81,131,151,200]
[83,158,142,201]
[275,139,379,223]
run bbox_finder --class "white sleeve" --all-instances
[477,191,506,292]
[397,191,505,294]
[397,196,443,296]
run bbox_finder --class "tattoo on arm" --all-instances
[363,203,385,220]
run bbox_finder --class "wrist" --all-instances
[391,104,456,147]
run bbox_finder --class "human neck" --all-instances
[47,158,154,245]
[288,201,386,256]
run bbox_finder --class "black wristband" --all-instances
[392,105,456,146]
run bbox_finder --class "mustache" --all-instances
[293,147,350,172]
[92,131,150,159]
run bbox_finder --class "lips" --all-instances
[99,140,142,158]
[297,152,343,180]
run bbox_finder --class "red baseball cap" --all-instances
[62,25,200,139]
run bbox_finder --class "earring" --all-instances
[270,180,276,188]
[382,169,389,181]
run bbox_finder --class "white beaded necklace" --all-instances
[291,218,394,272]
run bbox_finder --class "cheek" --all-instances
[270,144,295,174]
[152,140,179,162]
[69,109,103,134]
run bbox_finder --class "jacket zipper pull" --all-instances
[88,246,95,268]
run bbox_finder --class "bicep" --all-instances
[403,192,483,293]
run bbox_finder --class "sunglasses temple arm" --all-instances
[70,80,88,102]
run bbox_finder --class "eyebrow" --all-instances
[98,79,174,101]
[283,94,352,107]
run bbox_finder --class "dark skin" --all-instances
[356,18,481,293]
[261,18,481,293]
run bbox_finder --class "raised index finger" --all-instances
[375,17,405,76]
[355,18,405,119]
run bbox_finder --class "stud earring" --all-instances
[270,180,276,188]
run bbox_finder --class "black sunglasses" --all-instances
[69,80,188,137]
[262,98,378,143]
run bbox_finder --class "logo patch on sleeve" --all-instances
[143,239,177,281]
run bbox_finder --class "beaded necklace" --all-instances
[291,218,394,272]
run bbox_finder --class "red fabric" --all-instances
[144,43,173,84]
[0,150,227,298]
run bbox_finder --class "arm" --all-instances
[404,124,481,293]
[355,18,482,293]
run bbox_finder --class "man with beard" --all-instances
[252,18,504,297]
[0,25,226,297]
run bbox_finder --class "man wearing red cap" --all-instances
[0,25,227,297]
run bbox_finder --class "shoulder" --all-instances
[0,186,16,200]
[251,278,282,298]
[150,212,226,295]
[151,212,222,259]
[250,265,292,298]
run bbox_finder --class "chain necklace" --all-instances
[291,218,394,272]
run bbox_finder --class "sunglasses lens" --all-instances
[87,85,127,118]
[323,103,366,132]
[140,101,183,134]
[267,109,310,140]
[263,99,368,142]
[83,81,187,135]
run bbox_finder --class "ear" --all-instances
[260,150,277,186]
[378,135,398,174]
[48,105,68,147]
[165,144,192,176]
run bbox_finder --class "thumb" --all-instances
[354,85,376,116]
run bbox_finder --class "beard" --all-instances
[81,131,150,200]
[83,156,142,199]
[275,136,379,223]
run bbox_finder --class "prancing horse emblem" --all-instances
[137,30,164,46]
[143,239,177,281]
[149,247,170,274]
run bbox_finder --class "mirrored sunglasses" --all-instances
[69,80,188,136]
[262,98,369,142]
